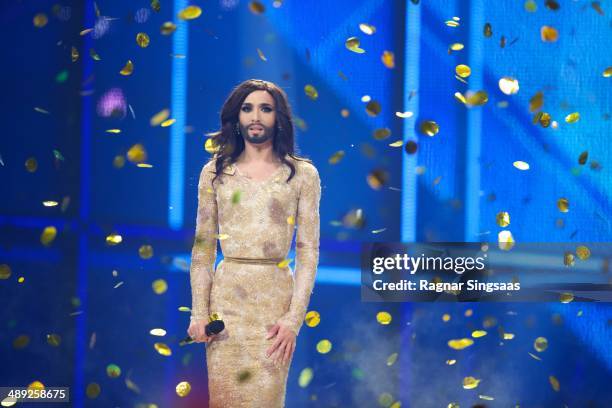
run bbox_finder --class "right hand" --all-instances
[187,319,217,343]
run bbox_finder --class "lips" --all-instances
[248,125,264,131]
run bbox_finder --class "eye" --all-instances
[262,107,273,113]
[241,106,251,112]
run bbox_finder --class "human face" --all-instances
[238,90,277,145]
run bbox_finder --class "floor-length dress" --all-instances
[189,154,321,407]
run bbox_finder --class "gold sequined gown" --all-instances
[189,154,321,407]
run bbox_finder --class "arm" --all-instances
[189,163,218,322]
[278,164,321,336]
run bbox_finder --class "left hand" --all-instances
[266,322,296,366]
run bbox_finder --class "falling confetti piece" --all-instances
[455,64,471,78]
[449,43,464,51]
[559,292,574,303]
[446,359,457,365]
[13,335,30,349]
[549,375,560,392]
[503,333,515,340]
[256,48,267,61]
[373,128,391,140]
[175,381,191,397]
[395,111,413,118]
[366,100,381,116]
[462,376,481,389]
[287,215,295,225]
[557,198,569,213]
[465,90,488,106]
[127,144,147,163]
[277,258,292,268]
[388,140,403,147]
[305,310,320,327]
[565,112,580,123]
[298,367,313,387]
[89,48,101,61]
[513,161,529,170]
[33,13,48,28]
[483,22,493,37]
[304,84,318,100]
[498,230,515,251]
[152,279,168,294]
[106,233,122,245]
[479,395,494,401]
[154,342,172,356]
[136,32,150,48]
[1,396,17,406]
[386,352,398,366]
[216,233,230,240]
[564,251,575,267]
[442,314,451,322]
[381,51,395,69]
[106,129,121,134]
[328,150,345,165]
[106,363,121,378]
[150,109,170,126]
[345,37,365,53]
[498,77,519,95]
[47,333,61,346]
[540,26,558,42]
[86,383,101,399]
[534,337,548,352]
[367,169,389,190]
[161,21,177,35]
[376,311,392,325]
[445,20,459,27]
[80,28,93,36]
[150,328,166,336]
[178,306,191,312]
[34,107,50,115]
[113,281,124,289]
[447,338,474,350]
[120,60,134,76]
[0,264,11,280]
[372,228,387,234]
[161,118,176,127]
[576,245,591,260]
[43,201,59,207]
[151,0,161,12]
[249,1,265,14]
[528,352,542,361]
[71,46,79,62]
[139,245,154,259]
[496,211,510,227]
[316,339,332,354]
[419,120,439,136]
[472,330,487,338]
[41,226,57,246]
[178,5,202,20]
[359,23,376,35]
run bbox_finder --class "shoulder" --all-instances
[287,155,319,180]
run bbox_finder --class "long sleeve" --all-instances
[278,164,321,336]
[189,162,218,322]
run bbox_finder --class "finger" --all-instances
[267,339,282,357]
[267,324,279,340]
[283,341,292,365]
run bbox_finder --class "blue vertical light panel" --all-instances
[168,0,189,230]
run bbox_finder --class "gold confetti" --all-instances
[462,376,480,389]
[33,13,48,28]
[479,395,494,401]
[287,215,295,225]
[47,333,61,347]
[150,109,170,126]
[378,393,394,407]
[549,375,560,392]
[359,23,376,35]
[564,251,575,267]
[328,150,345,165]
[161,118,176,127]
[136,32,150,48]
[90,49,101,61]
[540,26,559,42]
[447,338,474,350]
[373,128,391,140]
[152,279,168,295]
[535,111,551,128]
[0,264,11,280]
[455,64,471,78]
[150,328,166,336]
[386,352,398,366]
[71,47,79,62]
[41,226,57,246]
[249,1,265,14]
[178,5,202,20]
[578,151,588,165]
[86,383,101,399]
[388,140,403,147]
[534,336,548,352]
[13,335,30,349]
[557,198,569,213]
[127,144,147,163]
[448,403,459,408]
[395,111,413,118]
[304,84,318,100]
[178,306,191,312]
[498,230,515,251]
[120,60,134,76]
[345,36,365,53]
[154,342,172,356]
[161,21,177,35]
[445,20,459,27]
[528,352,542,361]
[305,311,321,327]
[151,0,161,12]
[43,201,59,207]
[381,51,395,69]
[28,381,44,392]
[17,276,25,284]
[316,339,332,354]
[472,330,487,338]
[442,313,451,322]
[454,92,467,105]
[340,108,350,118]
[603,67,612,77]
[255,48,268,62]
[576,245,591,260]
[449,43,464,51]
[216,233,230,240]
[559,292,574,303]
[513,161,529,170]
[446,359,457,365]
[465,309,473,317]
[525,0,537,12]
[277,258,292,268]
[139,245,153,259]
[498,77,519,95]
[80,28,93,36]
[565,112,580,123]
[483,22,493,37]
[367,169,388,190]
[372,228,387,234]
[503,333,515,340]
[205,137,219,154]
[496,211,510,227]
[376,311,392,325]
[106,129,121,134]
[419,120,439,136]
[106,364,121,378]
[175,381,191,397]
[366,100,381,116]
[106,233,122,245]
[298,367,314,388]
[465,90,488,106]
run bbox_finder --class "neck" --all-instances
[238,143,280,164]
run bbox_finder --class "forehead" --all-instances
[243,90,275,106]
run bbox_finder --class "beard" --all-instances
[240,124,274,145]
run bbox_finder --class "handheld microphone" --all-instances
[179,320,225,346]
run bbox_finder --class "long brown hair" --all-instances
[207,79,310,184]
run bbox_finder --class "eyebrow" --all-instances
[241,102,274,107]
